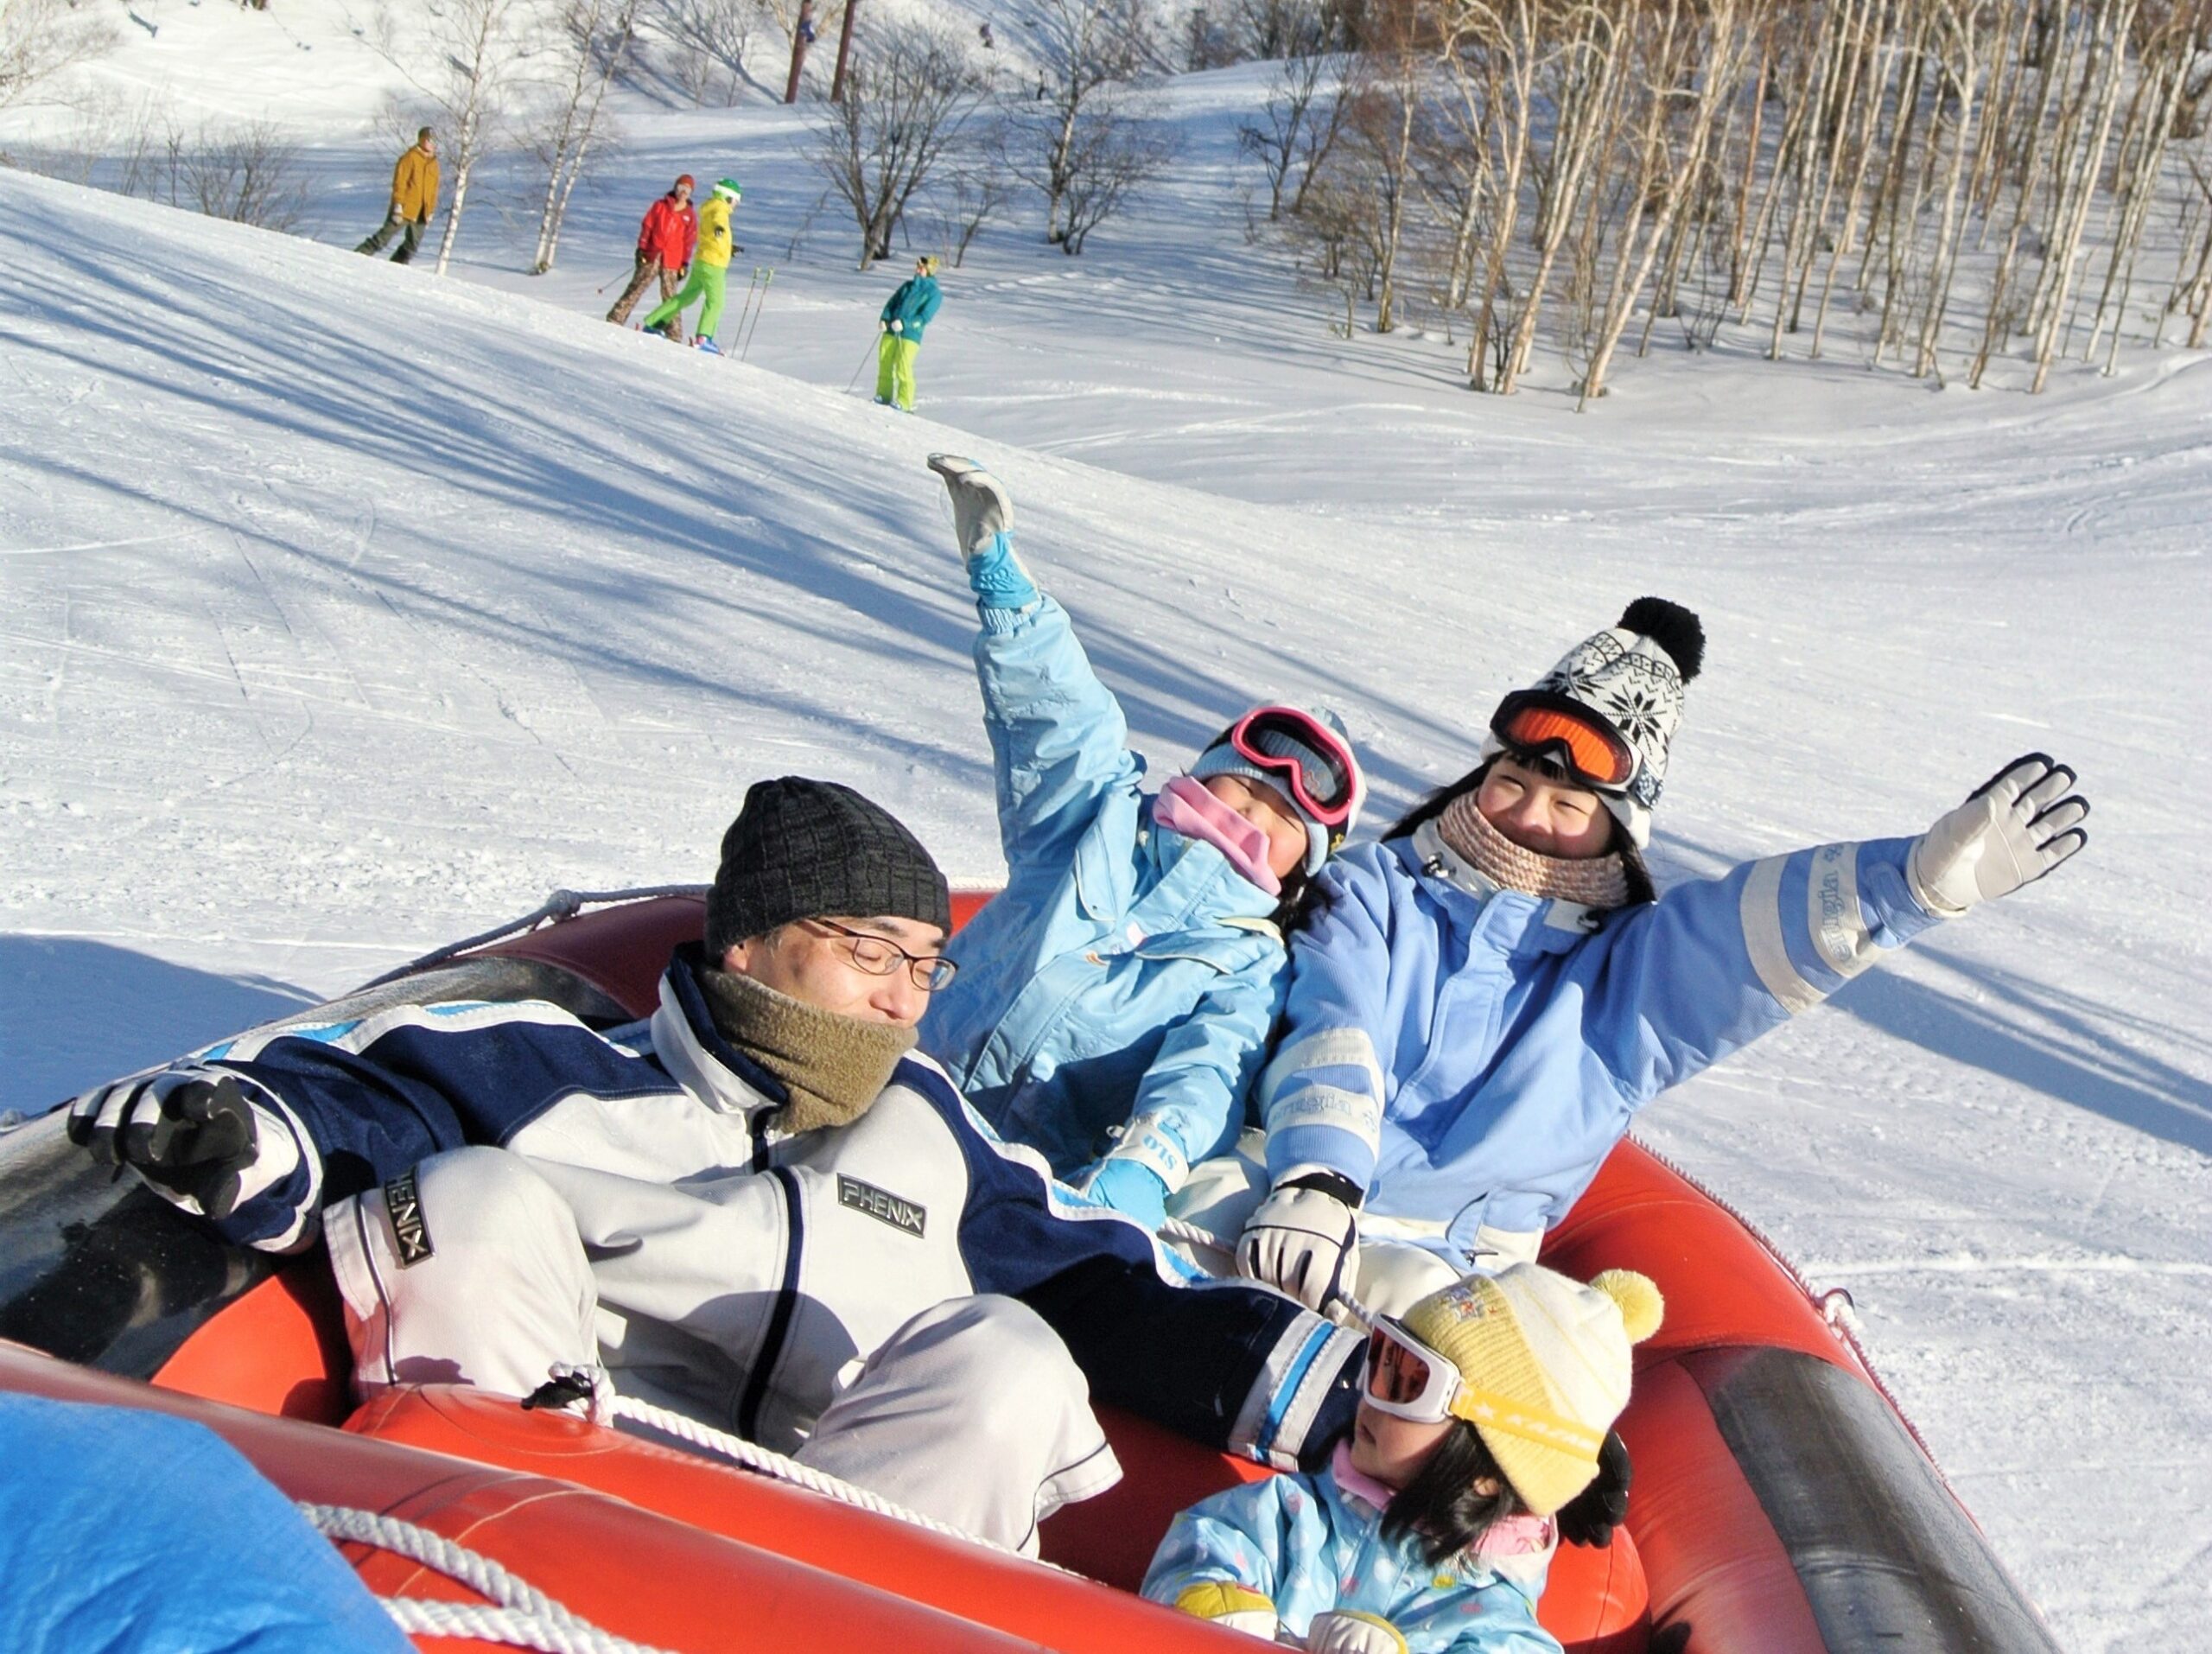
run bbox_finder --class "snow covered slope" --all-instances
[2,157,2209,1654]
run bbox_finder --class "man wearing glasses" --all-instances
[68,777,1378,1552]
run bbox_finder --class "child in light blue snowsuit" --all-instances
[1146,1263,1662,1653]
[1226,600,2091,1321]
[916,455,1367,1231]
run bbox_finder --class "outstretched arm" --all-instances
[66,1003,649,1251]
[1588,754,2088,1099]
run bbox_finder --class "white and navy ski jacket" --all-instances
[155,947,1362,1466]
[1259,823,1946,1261]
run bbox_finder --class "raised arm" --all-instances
[929,455,1141,875]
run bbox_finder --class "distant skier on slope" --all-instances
[353,128,439,266]
[607,175,698,335]
[641,177,741,353]
[875,255,943,411]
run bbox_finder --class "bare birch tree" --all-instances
[808,22,985,266]
[372,0,547,276]
[1007,0,1160,244]
[531,0,642,272]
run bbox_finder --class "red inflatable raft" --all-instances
[0,890,2062,1652]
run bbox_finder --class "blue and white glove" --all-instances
[1908,753,2088,917]
[926,454,1037,609]
[1081,1156,1170,1231]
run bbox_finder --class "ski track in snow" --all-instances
[3,29,2211,1651]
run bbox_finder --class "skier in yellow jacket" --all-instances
[354,129,440,265]
[643,179,741,353]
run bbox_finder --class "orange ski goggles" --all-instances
[1490,691,1637,792]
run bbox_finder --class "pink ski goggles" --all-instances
[1227,706,1360,830]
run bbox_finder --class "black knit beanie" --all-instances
[704,778,951,957]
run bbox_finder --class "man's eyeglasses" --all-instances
[804,919,958,992]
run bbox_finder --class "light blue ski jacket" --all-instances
[1260,818,1944,1257]
[1142,1458,1560,1653]
[919,595,1288,1188]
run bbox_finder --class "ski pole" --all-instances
[845,336,877,394]
[596,260,640,296]
[741,268,775,360]
[731,268,766,352]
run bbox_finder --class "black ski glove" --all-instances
[67,1069,260,1221]
[1556,1429,1631,1548]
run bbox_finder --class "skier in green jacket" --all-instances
[875,256,943,411]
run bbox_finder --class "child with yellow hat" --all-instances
[1143,1263,1662,1652]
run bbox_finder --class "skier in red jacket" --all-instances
[607,176,700,335]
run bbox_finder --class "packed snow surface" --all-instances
[3,34,2210,1651]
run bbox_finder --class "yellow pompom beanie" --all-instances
[1398,1263,1663,1518]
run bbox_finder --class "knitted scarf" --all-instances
[696,966,917,1135]
[1437,791,1632,911]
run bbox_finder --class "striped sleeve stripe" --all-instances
[1261,1028,1384,1107]
[1739,855,1824,1015]
[1807,841,1880,981]
[1268,1085,1384,1152]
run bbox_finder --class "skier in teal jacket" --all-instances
[874,256,944,410]
[916,456,1367,1231]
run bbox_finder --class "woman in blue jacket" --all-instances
[918,455,1367,1231]
[1228,598,2091,1317]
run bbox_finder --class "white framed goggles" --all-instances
[1362,1318,1606,1459]
[1363,1318,1473,1425]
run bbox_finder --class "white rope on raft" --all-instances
[601,1393,992,1546]
[301,1502,680,1654]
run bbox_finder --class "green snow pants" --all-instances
[643,262,727,344]
[875,334,920,410]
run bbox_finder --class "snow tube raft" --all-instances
[0,890,2063,1652]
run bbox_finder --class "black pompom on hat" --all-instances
[1617,597,1704,683]
[705,778,951,957]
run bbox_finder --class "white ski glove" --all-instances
[1236,1167,1362,1314]
[1304,1610,1409,1654]
[926,453,1014,559]
[1907,753,2088,918]
[927,454,1038,610]
[889,318,904,333]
